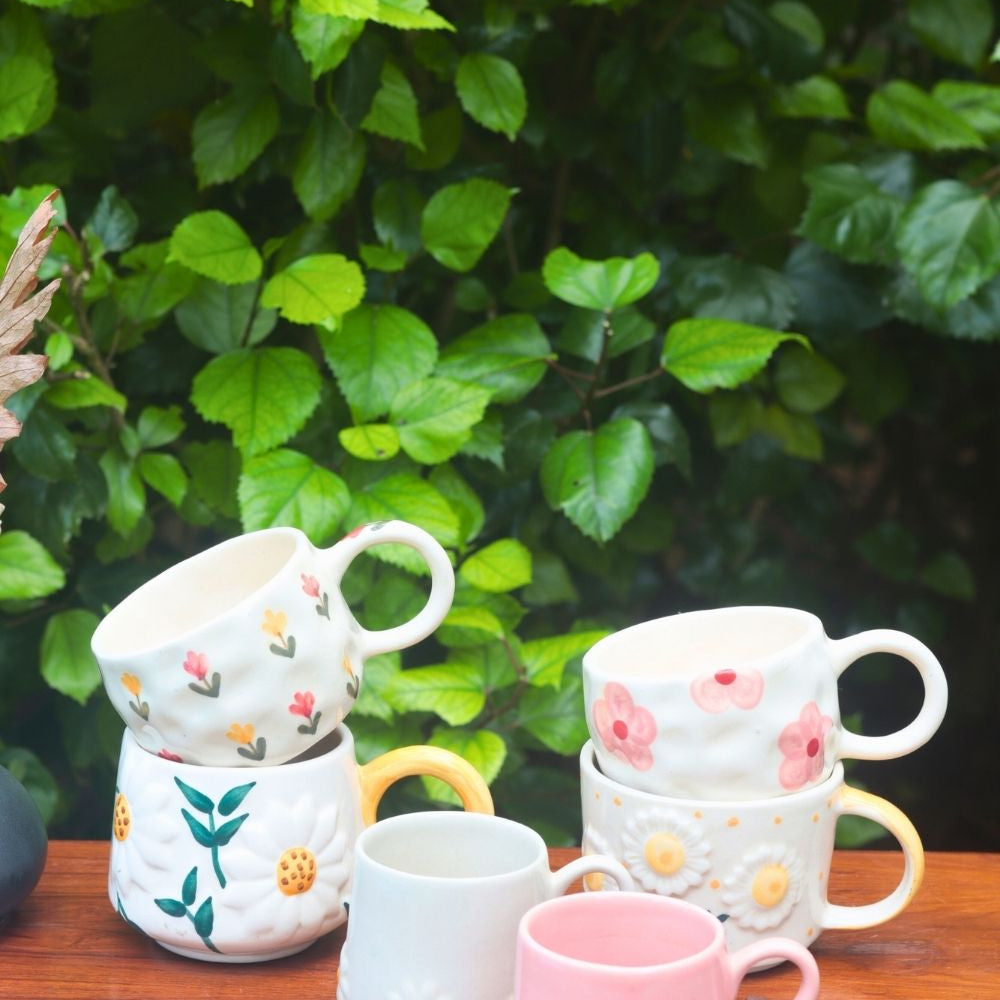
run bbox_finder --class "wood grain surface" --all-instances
[0,842,996,999]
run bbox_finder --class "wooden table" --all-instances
[1,842,996,998]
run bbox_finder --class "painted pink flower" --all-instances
[289,691,316,718]
[592,682,657,771]
[778,701,834,790]
[157,749,183,763]
[183,651,209,681]
[301,574,321,598]
[690,668,765,713]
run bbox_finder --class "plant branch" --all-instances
[594,367,665,398]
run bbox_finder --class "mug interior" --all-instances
[93,530,298,656]
[524,895,717,968]
[361,813,541,879]
[586,606,815,679]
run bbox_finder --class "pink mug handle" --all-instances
[727,938,820,999]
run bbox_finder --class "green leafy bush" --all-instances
[0,0,996,848]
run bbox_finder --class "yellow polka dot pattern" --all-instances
[276,847,317,896]
[113,793,131,842]
[751,863,789,909]
[644,832,686,876]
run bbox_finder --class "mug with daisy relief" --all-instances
[582,606,947,800]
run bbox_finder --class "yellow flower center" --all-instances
[113,793,131,842]
[644,832,686,876]
[276,846,317,896]
[751,863,789,908]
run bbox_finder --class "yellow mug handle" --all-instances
[357,744,495,826]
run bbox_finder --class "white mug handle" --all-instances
[727,938,820,999]
[821,784,925,930]
[547,855,635,897]
[320,520,455,659]
[830,629,947,761]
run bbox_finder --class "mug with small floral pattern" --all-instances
[582,606,947,800]
[108,724,494,962]
[93,520,455,767]
[580,745,925,960]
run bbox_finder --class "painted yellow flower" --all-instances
[227,722,255,745]
[342,656,356,681]
[121,672,142,697]
[262,609,288,637]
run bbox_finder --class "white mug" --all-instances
[337,811,634,1000]
[582,606,947,799]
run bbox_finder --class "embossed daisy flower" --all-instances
[721,843,804,931]
[109,779,185,897]
[219,794,351,950]
[620,808,711,896]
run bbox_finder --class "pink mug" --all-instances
[515,892,820,1000]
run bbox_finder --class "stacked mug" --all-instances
[92,520,497,962]
[579,606,949,961]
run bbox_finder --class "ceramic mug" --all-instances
[92,520,455,767]
[336,811,635,1000]
[516,891,820,1000]
[581,744,924,958]
[583,605,948,799]
[108,725,494,962]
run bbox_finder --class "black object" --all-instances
[0,764,47,926]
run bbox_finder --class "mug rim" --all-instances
[580,739,845,809]
[92,526,306,661]
[355,810,547,884]
[518,891,724,974]
[582,606,823,680]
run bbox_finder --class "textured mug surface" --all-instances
[337,811,634,1000]
[581,744,924,959]
[93,520,455,767]
[108,725,493,962]
[515,892,820,1000]
[582,605,948,799]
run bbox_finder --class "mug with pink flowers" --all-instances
[582,606,948,801]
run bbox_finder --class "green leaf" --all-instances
[423,727,506,805]
[920,551,975,601]
[673,255,795,329]
[338,423,400,461]
[218,781,256,816]
[387,661,486,725]
[260,254,365,323]
[773,345,845,414]
[214,813,249,846]
[557,306,655,363]
[519,669,588,754]
[455,52,526,141]
[175,778,215,815]
[359,243,407,272]
[390,377,492,464]
[192,86,280,187]
[866,81,984,151]
[459,539,531,593]
[855,521,920,584]
[428,463,483,544]
[168,211,262,285]
[291,7,364,78]
[138,453,189,507]
[361,61,423,148]
[174,278,277,355]
[611,401,691,476]
[933,81,1000,141]
[895,180,1000,308]
[0,55,52,141]
[293,110,366,222]
[542,247,659,311]
[436,314,550,404]
[319,304,437,421]
[182,440,241,519]
[302,0,378,16]
[181,868,197,908]
[374,178,424,254]
[708,392,764,448]
[87,185,139,253]
[540,418,654,543]
[684,90,768,167]
[154,898,188,918]
[771,75,850,119]
[661,318,809,392]
[436,606,505,647]
[39,609,101,705]
[99,449,145,536]
[137,406,185,449]
[759,404,823,460]
[238,448,350,539]
[908,0,994,69]
[192,898,215,939]
[191,347,323,456]
[351,652,400,721]
[420,178,511,272]
[799,164,904,266]
[373,0,453,31]
[116,246,198,323]
[0,531,64,600]
[406,103,462,171]
[522,631,608,689]
[45,374,127,413]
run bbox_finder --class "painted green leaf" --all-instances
[540,418,654,543]
[361,61,423,148]
[771,75,850,119]
[933,81,1000,141]
[423,727,506,805]
[291,7,364,79]
[319,304,437,422]
[238,448,350,540]
[174,279,277,355]
[99,449,145,535]
[773,345,845,414]
[138,453,189,507]
[192,898,214,939]
[192,86,280,187]
[866,81,984,151]
[261,254,365,323]
[338,423,401,461]
[436,314,551,404]
[155,898,187,918]
[455,53,526,140]
[167,211,262,285]
[181,868,198,908]
[214,814,249,846]
[420,178,511,272]
[175,778,215,815]
[137,406,185,449]
[218,782,256,817]
[191,347,323,456]
[293,110,366,222]
[799,163,904,266]
[895,180,1000,308]
[661,318,809,392]
[39,609,101,705]
[390,376,492,464]
[45,373,128,413]
[387,661,486,725]
[542,247,660,311]
[522,631,608,688]
[908,0,994,69]
[459,539,532,593]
